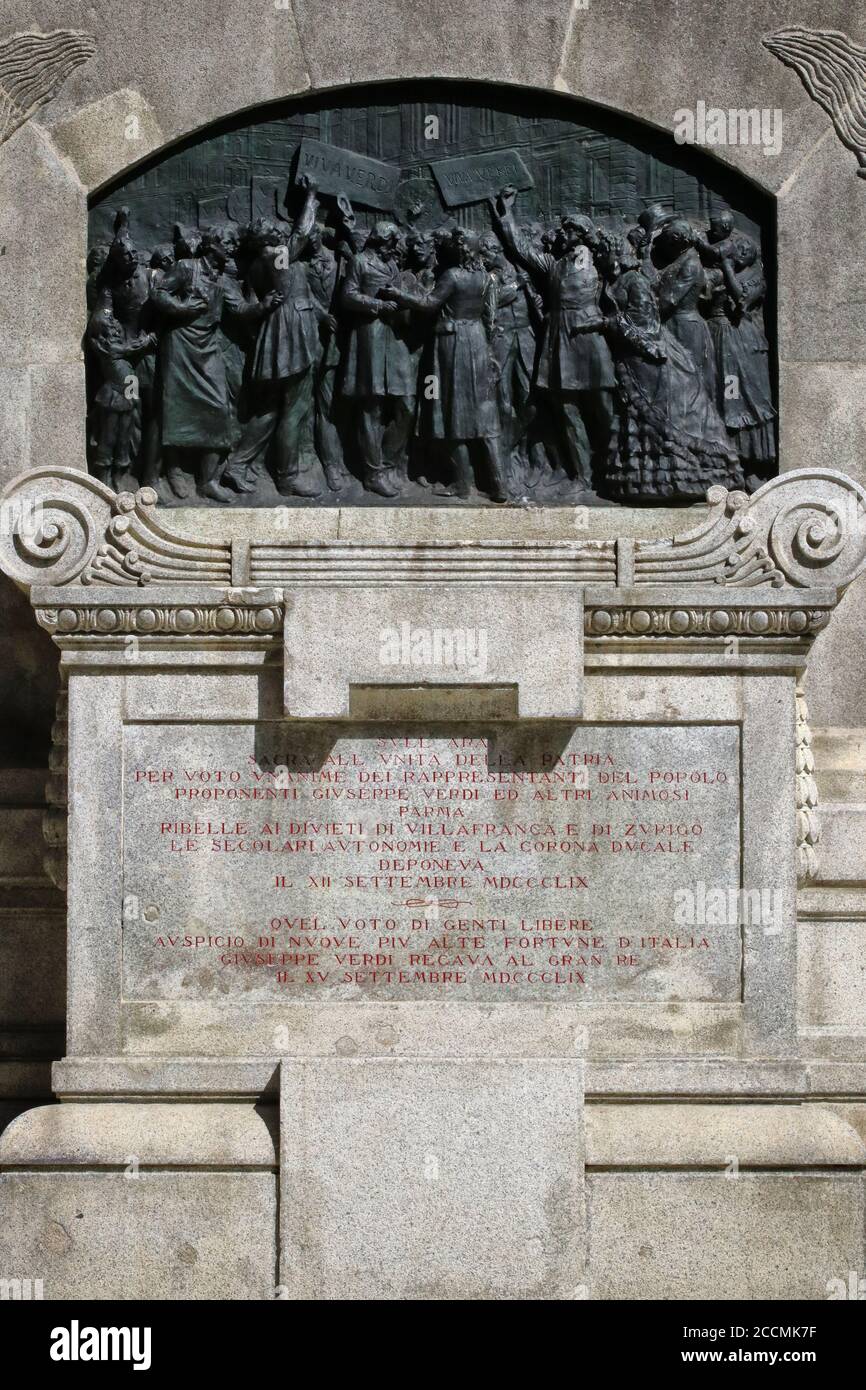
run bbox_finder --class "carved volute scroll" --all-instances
[2,467,864,603]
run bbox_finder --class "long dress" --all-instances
[706,266,777,475]
[655,247,717,402]
[602,267,743,502]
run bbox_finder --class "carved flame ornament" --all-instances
[0,30,95,145]
[764,26,866,178]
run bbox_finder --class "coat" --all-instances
[499,221,615,393]
[401,266,500,440]
[339,250,418,399]
[151,260,245,450]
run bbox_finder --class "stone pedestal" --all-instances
[0,466,864,1298]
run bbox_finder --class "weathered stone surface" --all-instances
[0,367,31,490]
[0,30,96,147]
[558,0,856,192]
[157,501,707,546]
[0,1171,276,1300]
[0,0,864,1308]
[798,919,866,1030]
[26,363,88,477]
[813,730,866,796]
[585,1103,866,1168]
[0,1100,43,1139]
[780,364,866,488]
[588,1172,866,1300]
[0,121,86,367]
[284,583,583,717]
[807,805,866,884]
[804,583,866,730]
[48,88,164,194]
[1,1,309,166]
[47,1052,866,1101]
[777,132,866,365]
[280,1057,585,1299]
[293,0,574,89]
[0,1102,277,1168]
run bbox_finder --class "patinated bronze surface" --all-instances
[86,86,776,507]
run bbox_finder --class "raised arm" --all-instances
[489,186,551,282]
[334,192,362,259]
[284,174,319,262]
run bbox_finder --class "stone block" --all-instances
[798,920,866,1030]
[0,1170,276,1300]
[779,364,866,488]
[777,132,866,365]
[27,363,87,474]
[2,1,309,166]
[284,582,583,718]
[280,1057,585,1299]
[48,89,165,194]
[588,1172,865,1300]
[810,804,866,884]
[804,580,866,730]
[0,122,87,366]
[0,367,31,488]
[557,0,845,194]
[585,1103,866,1168]
[0,1102,277,1169]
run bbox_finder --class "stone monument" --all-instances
[1,1,866,1303]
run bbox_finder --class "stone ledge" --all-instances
[4,1098,864,1172]
[585,1103,866,1169]
[47,1055,866,1101]
[0,1102,278,1169]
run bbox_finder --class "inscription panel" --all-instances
[121,723,742,1004]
